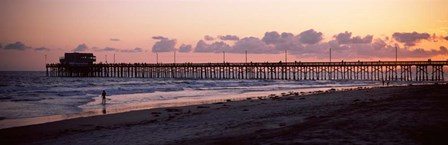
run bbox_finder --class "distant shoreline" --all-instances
[1,84,447,145]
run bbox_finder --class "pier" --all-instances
[46,61,448,81]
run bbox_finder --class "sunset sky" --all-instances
[1,0,447,71]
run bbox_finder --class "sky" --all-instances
[0,0,448,71]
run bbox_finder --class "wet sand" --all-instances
[1,84,448,145]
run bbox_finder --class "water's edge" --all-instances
[0,84,388,129]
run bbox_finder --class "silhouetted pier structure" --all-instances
[46,61,447,81]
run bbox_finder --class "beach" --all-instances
[1,84,448,145]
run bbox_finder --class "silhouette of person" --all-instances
[101,90,107,105]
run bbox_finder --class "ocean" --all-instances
[0,71,442,128]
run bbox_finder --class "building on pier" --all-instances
[60,53,96,65]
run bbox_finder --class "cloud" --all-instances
[261,31,281,44]
[110,38,120,41]
[94,47,143,53]
[121,47,143,53]
[297,29,323,44]
[401,46,448,58]
[279,32,302,51]
[194,40,210,52]
[178,44,192,53]
[152,38,177,52]
[34,47,50,51]
[145,29,446,59]
[392,32,430,46]
[4,41,31,50]
[441,46,448,52]
[321,37,447,60]
[371,39,387,50]
[335,31,373,44]
[432,33,438,42]
[261,31,301,51]
[152,36,168,40]
[444,36,448,41]
[231,37,277,54]
[96,47,119,52]
[218,35,240,41]
[204,35,214,41]
[194,40,231,53]
[73,43,89,52]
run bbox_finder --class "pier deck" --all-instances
[46,61,448,81]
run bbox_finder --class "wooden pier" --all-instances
[46,61,448,81]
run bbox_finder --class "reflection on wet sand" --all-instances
[102,105,107,114]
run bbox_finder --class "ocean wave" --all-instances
[0,71,399,120]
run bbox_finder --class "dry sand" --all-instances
[1,84,448,145]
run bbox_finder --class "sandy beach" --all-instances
[1,84,448,145]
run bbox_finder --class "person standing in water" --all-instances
[101,90,107,105]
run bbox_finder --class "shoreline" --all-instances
[1,84,448,145]
[0,83,382,129]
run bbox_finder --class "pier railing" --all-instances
[46,61,448,81]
